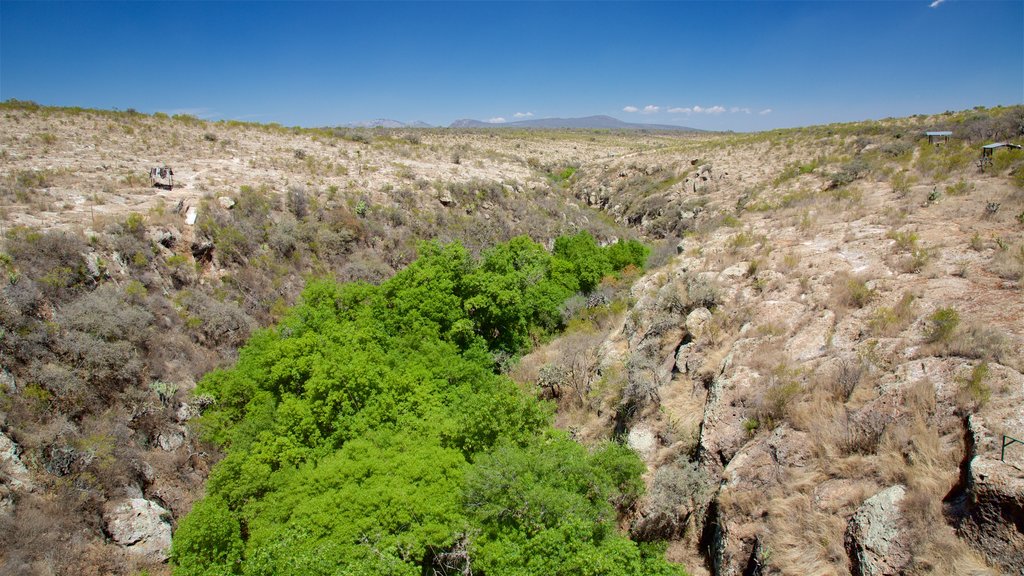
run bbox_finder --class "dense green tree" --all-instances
[174,235,678,576]
[171,496,244,576]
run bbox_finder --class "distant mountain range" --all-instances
[343,115,702,131]
[449,115,701,131]
[344,119,433,128]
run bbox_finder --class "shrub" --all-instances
[944,179,971,196]
[5,228,90,299]
[60,284,153,345]
[887,229,919,252]
[832,273,874,309]
[176,290,255,348]
[60,331,143,400]
[869,292,917,337]
[890,171,915,197]
[989,244,1024,281]
[960,362,991,407]
[924,307,959,343]
[633,458,713,540]
[828,157,869,189]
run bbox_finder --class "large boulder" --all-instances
[953,416,1024,574]
[845,485,910,576]
[103,497,172,562]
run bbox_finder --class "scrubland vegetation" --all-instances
[1,101,1023,576]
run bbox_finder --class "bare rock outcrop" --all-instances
[845,485,910,576]
[710,426,813,576]
[952,416,1024,574]
[1,431,34,513]
[103,497,172,562]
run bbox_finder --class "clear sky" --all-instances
[1,1,1021,131]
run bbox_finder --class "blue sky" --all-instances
[1,1,1021,131]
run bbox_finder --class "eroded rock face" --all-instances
[0,431,33,491]
[103,497,172,562]
[709,426,813,576]
[845,485,910,576]
[1,431,34,513]
[954,416,1024,574]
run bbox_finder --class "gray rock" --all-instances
[0,431,33,491]
[84,251,106,280]
[954,416,1024,574]
[685,307,713,340]
[103,498,172,562]
[627,424,657,458]
[845,485,910,576]
[157,430,185,451]
[147,227,177,249]
[217,196,236,210]
[0,369,15,394]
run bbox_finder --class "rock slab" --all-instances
[845,485,910,576]
[103,497,172,562]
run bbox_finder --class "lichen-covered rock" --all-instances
[0,431,33,491]
[685,307,712,339]
[103,498,172,562]
[845,485,910,576]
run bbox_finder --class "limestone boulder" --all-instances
[103,497,172,562]
[845,485,910,576]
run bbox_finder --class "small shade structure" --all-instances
[150,165,174,189]
[925,131,952,144]
[978,142,1023,171]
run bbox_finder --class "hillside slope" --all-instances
[517,106,1024,575]
[1,102,1022,575]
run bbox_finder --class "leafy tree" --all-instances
[175,236,676,576]
[171,496,244,576]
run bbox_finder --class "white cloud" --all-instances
[759,108,773,115]
[668,107,691,114]
[929,0,946,7]
[513,112,534,118]
[730,107,752,114]
[488,117,507,124]
[689,105,726,115]
[623,105,639,113]
[642,105,661,114]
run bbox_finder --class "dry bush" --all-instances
[684,272,720,309]
[29,360,89,420]
[632,457,714,541]
[750,361,804,431]
[59,331,143,406]
[5,228,92,299]
[988,243,1024,282]
[841,409,890,457]
[826,356,869,402]
[60,284,154,346]
[830,272,875,310]
[175,289,256,348]
[617,354,663,425]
